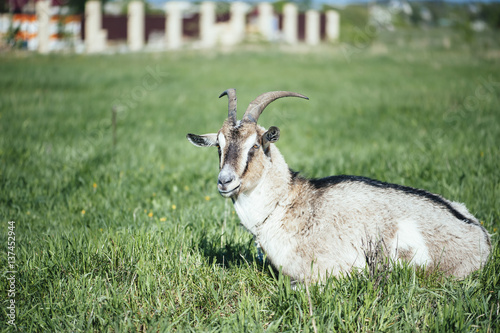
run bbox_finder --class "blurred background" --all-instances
[0,0,499,53]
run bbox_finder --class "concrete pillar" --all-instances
[326,10,340,42]
[258,2,274,41]
[305,10,319,45]
[200,1,216,47]
[36,0,51,53]
[283,3,297,44]
[127,1,144,51]
[0,14,11,35]
[85,1,107,53]
[228,2,248,45]
[165,2,183,49]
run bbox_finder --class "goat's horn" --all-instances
[242,91,309,123]
[219,88,237,125]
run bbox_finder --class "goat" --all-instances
[186,89,491,282]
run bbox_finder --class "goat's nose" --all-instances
[218,172,235,186]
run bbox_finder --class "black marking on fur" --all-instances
[264,127,280,143]
[299,172,475,225]
[242,145,257,176]
[187,134,211,147]
[224,143,240,169]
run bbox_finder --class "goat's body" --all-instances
[234,145,491,281]
[188,89,491,282]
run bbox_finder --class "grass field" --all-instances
[1,33,500,332]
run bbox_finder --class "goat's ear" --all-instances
[186,133,218,147]
[263,126,280,154]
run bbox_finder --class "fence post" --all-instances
[305,9,319,45]
[165,1,183,49]
[36,0,51,53]
[228,2,248,45]
[85,1,107,53]
[128,1,144,51]
[326,10,340,42]
[258,2,274,41]
[200,1,216,47]
[283,3,297,44]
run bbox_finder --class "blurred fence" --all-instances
[0,1,340,53]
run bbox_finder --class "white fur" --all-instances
[218,132,226,149]
[395,219,431,265]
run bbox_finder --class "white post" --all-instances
[128,1,144,51]
[258,2,274,41]
[165,2,183,49]
[305,10,319,45]
[85,1,106,53]
[326,10,339,42]
[283,3,297,44]
[228,2,248,45]
[36,0,51,53]
[200,1,216,47]
[0,14,11,35]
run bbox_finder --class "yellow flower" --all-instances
[480,221,484,225]
[27,211,31,215]
[160,217,167,222]
[480,151,484,157]
[172,204,177,210]
[184,185,190,191]
[494,228,498,233]
[93,183,97,189]
[99,228,103,232]
[205,196,210,201]
[81,210,86,215]
[148,212,153,218]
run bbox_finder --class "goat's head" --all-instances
[186,89,308,198]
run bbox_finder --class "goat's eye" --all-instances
[252,144,260,150]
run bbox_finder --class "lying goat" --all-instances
[187,89,491,282]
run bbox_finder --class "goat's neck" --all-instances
[232,146,291,235]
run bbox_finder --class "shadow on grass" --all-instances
[197,232,278,274]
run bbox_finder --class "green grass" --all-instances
[1,34,500,332]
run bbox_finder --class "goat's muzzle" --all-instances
[217,166,240,198]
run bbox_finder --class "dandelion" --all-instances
[481,221,484,225]
[148,212,153,218]
[184,185,190,191]
[27,211,31,215]
[99,228,103,232]
[480,151,484,157]
[93,183,97,189]
[172,204,177,210]
[81,210,86,215]
[160,217,167,222]
[205,196,210,201]
[494,228,498,233]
